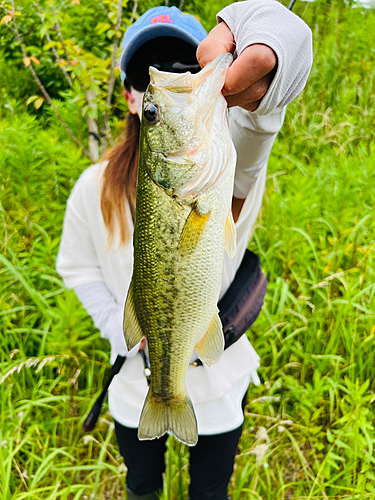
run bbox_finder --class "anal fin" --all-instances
[195,312,224,367]
[225,210,236,258]
[123,280,144,350]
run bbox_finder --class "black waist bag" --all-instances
[220,249,268,349]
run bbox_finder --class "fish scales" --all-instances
[123,53,237,446]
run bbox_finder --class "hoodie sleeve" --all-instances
[230,105,286,199]
[56,166,106,288]
[75,281,140,357]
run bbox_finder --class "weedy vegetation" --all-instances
[0,0,375,498]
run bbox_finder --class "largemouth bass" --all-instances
[123,53,237,446]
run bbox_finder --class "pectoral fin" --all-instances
[178,203,210,254]
[225,211,236,258]
[123,281,144,350]
[195,312,224,367]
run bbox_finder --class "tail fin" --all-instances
[138,389,198,446]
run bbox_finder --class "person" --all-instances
[57,2,313,499]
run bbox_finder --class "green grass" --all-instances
[1,0,375,498]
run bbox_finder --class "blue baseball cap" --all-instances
[120,6,207,83]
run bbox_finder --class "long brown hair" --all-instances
[100,112,140,248]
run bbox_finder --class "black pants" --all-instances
[114,392,247,500]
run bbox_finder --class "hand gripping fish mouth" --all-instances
[123,53,237,446]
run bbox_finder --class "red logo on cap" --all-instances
[151,15,173,24]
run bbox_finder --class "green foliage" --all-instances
[1,0,375,498]
[0,0,233,158]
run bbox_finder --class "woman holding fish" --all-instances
[57,2,312,499]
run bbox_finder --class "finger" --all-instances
[230,100,260,112]
[225,70,276,109]
[197,22,235,69]
[223,44,277,96]
[241,102,261,112]
[139,337,147,351]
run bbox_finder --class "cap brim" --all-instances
[120,24,200,76]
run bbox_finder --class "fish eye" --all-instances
[144,103,160,123]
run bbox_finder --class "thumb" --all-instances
[197,22,235,69]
